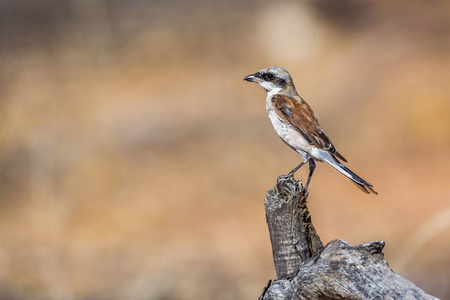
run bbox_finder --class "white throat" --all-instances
[265,87,283,98]
[258,81,282,95]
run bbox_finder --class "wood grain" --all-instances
[259,176,438,300]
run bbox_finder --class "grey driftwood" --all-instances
[259,176,438,300]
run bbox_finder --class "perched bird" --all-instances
[244,67,377,194]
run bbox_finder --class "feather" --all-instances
[272,94,346,161]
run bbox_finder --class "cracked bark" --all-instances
[258,176,438,300]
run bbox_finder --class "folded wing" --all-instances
[272,94,347,163]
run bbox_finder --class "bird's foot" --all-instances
[276,173,299,195]
[278,172,295,181]
[303,185,310,197]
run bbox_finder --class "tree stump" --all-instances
[259,176,438,300]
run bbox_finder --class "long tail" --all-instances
[327,160,378,195]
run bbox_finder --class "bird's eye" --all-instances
[266,73,274,80]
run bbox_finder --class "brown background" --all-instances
[0,0,449,299]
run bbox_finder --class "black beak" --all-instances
[244,73,262,83]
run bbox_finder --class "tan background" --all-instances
[0,0,449,299]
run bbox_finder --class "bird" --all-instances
[244,66,377,194]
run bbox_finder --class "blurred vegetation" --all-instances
[0,0,449,299]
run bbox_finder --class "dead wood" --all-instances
[258,176,438,300]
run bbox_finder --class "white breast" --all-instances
[266,96,311,162]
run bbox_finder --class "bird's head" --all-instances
[244,66,295,94]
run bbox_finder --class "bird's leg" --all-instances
[276,161,307,192]
[304,160,316,191]
[276,160,308,193]
[277,161,305,182]
[286,161,306,177]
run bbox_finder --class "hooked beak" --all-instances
[243,73,262,83]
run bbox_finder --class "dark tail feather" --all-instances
[328,160,378,195]
[333,151,347,163]
[349,179,378,194]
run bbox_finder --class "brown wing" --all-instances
[272,94,347,163]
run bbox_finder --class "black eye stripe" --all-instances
[276,78,286,86]
[264,73,275,80]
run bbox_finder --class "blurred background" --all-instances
[0,0,449,299]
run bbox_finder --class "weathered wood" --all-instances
[259,176,438,300]
[264,175,322,279]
